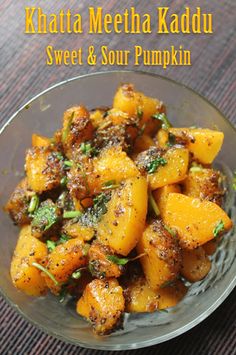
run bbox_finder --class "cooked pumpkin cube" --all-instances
[157,280,187,309]
[90,108,108,128]
[67,156,100,200]
[163,193,232,249]
[44,237,88,294]
[93,146,140,185]
[136,220,181,290]
[5,178,32,225]
[168,128,224,164]
[67,146,140,200]
[124,275,187,312]
[25,146,63,193]
[133,134,155,155]
[124,275,160,313]
[153,184,181,216]
[156,129,169,148]
[97,176,148,256]
[88,241,123,279]
[183,168,224,206]
[62,220,95,241]
[136,146,189,190]
[10,225,48,296]
[181,247,211,282]
[62,105,94,159]
[76,278,125,335]
[113,83,164,135]
[32,134,51,148]
[148,148,189,189]
[202,239,218,255]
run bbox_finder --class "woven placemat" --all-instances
[1,0,236,354]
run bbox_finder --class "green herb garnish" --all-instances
[46,234,70,252]
[58,234,70,243]
[79,192,111,226]
[28,194,39,213]
[71,269,82,279]
[164,225,176,238]
[106,255,129,265]
[80,142,98,157]
[148,191,160,217]
[62,112,74,143]
[32,202,59,231]
[146,157,167,174]
[213,220,224,238]
[137,107,143,119]
[60,176,68,186]
[32,262,59,286]
[102,180,119,190]
[63,210,82,219]
[152,113,172,130]
[46,240,56,252]
[56,152,64,161]
[64,160,73,168]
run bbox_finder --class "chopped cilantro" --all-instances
[71,269,82,280]
[60,176,68,187]
[146,157,167,174]
[152,113,172,130]
[80,142,98,157]
[28,194,39,214]
[46,240,56,252]
[32,262,59,286]
[164,225,176,238]
[102,180,119,190]
[56,152,64,161]
[137,107,143,119]
[58,234,70,244]
[46,234,70,253]
[62,112,74,143]
[213,220,224,238]
[31,202,59,232]
[148,191,160,217]
[106,255,129,265]
[63,210,82,219]
[63,160,73,168]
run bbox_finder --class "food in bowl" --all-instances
[5,83,233,335]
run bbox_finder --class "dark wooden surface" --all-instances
[1,1,236,354]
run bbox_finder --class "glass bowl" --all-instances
[0,71,235,351]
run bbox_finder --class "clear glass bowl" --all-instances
[0,71,235,350]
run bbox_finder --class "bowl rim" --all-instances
[1,69,236,351]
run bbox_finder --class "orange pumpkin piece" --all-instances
[163,193,232,249]
[97,176,148,256]
[136,220,181,290]
[181,247,211,282]
[153,184,181,216]
[77,279,125,335]
[148,147,189,190]
[44,238,88,294]
[10,225,48,296]
[32,134,51,148]
[168,128,224,164]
